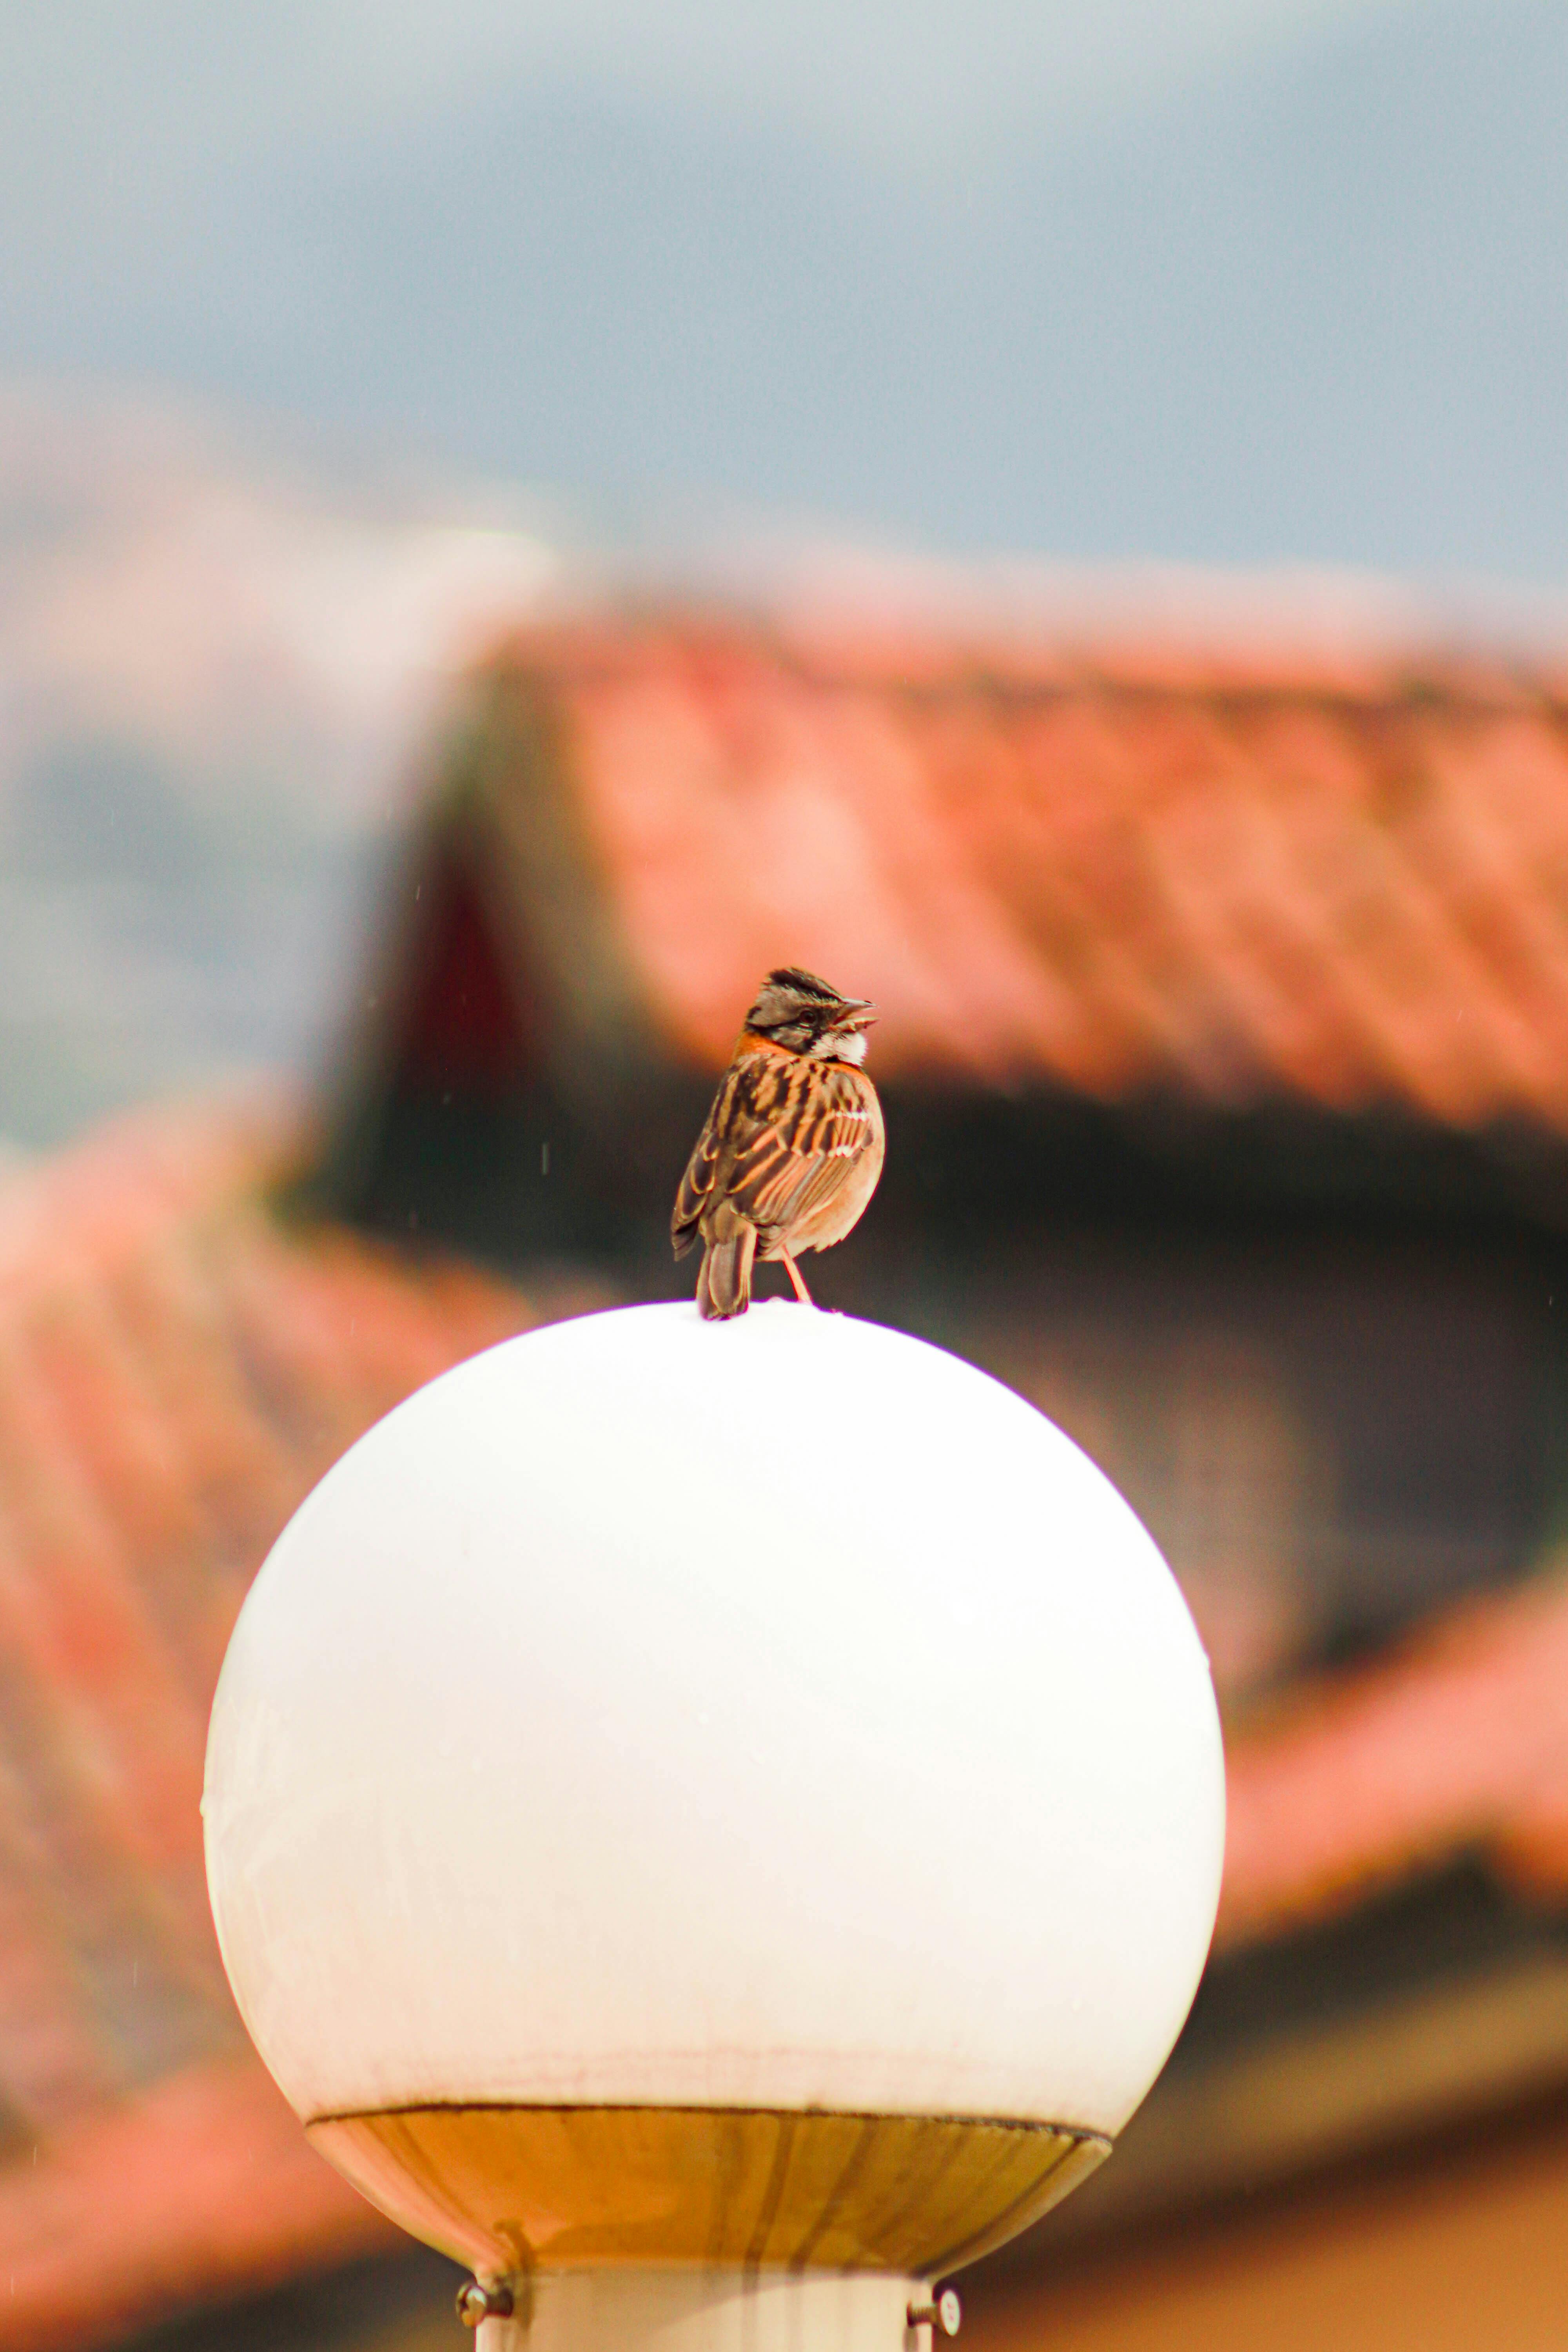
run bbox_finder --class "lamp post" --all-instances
[203,1303,1224,2352]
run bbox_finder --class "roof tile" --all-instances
[0,1097,542,2276]
[1221,1577,1568,1945]
[497,621,1568,1132]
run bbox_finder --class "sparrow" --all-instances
[672,967,885,1321]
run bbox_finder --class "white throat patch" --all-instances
[814,1028,868,1065]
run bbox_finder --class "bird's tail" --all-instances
[697,1207,756,1320]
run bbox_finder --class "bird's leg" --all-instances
[779,1247,816,1307]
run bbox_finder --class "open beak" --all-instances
[838,998,877,1031]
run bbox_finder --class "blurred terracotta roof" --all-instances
[1221,1571,1568,1950]
[466,616,1568,1131]
[0,1096,546,2348]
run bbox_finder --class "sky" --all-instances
[0,2,1399,181]
[1,0,1565,573]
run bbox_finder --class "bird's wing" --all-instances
[711,1057,877,1241]
[673,1054,876,1254]
[671,1065,741,1256]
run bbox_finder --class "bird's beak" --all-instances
[839,1000,877,1031]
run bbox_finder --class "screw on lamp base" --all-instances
[457,2282,514,2328]
[907,2291,962,2337]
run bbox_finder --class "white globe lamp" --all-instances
[204,1304,1224,2352]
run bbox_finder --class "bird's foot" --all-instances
[779,1247,816,1307]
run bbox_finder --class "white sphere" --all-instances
[203,1303,1223,2140]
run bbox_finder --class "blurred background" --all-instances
[4,3,1568,2349]
[6,0,1568,1150]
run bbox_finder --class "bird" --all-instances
[672,966,886,1320]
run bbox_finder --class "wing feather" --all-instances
[671,1067,740,1255]
[673,1051,878,1258]
[721,1060,872,1236]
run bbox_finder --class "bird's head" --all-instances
[745,967,878,1063]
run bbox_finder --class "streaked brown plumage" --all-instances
[672,967,885,1319]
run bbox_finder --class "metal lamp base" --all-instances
[471,2270,928,2352]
